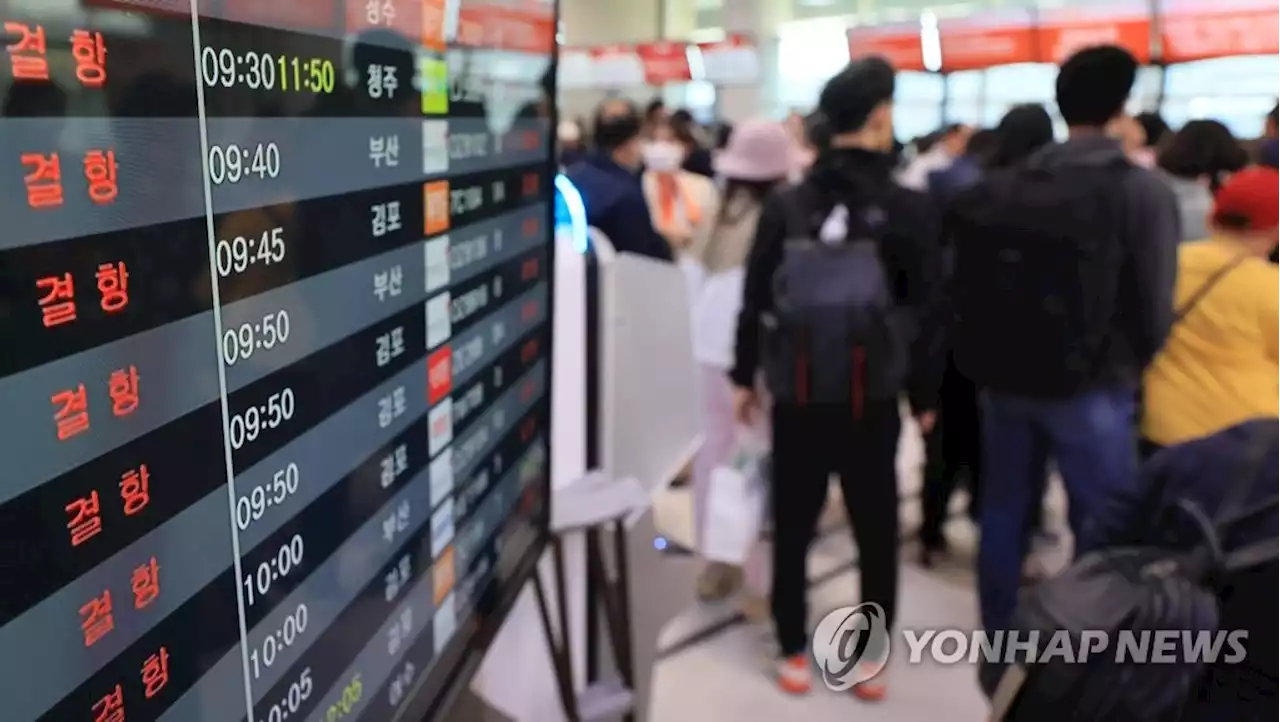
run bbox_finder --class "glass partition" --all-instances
[944,70,984,125]
[1163,56,1280,137]
[896,70,946,138]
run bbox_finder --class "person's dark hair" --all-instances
[593,99,643,153]
[1056,45,1137,127]
[1157,119,1250,184]
[1213,211,1254,232]
[818,56,895,134]
[804,111,830,149]
[645,98,665,120]
[718,178,781,223]
[989,103,1055,168]
[1134,112,1170,148]
[963,128,1001,163]
[714,123,734,151]
[669,108,696,132]
[1268,102,1278,127]
[660,112,700,149]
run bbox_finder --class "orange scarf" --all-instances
[654,172,702,228]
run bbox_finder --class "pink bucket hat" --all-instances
[713,119,796,181]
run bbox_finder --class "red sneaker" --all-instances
[776,655,812,695]
[851,662,887,702]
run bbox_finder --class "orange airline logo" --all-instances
[433,546,456,605]
[424,181,450,235]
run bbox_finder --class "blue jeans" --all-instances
[977,387,1139,633]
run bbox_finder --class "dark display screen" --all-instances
[0,1,556,720]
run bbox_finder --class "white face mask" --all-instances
[643,141,684,172]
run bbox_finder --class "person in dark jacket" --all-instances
[988,104,1058,558]
[920,107,1057,566]
[1086,418,1278,721]
[966,45,1181,638]
[925,127,998,202]
[918,125,1002,565]
[988,104,1055,170]
[564,99,673,261]
[670,108,716,178]
[729,56,945,700]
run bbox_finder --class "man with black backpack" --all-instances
[730,57,945,699]
[947,45,1181,640]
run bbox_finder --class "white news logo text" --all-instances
[902,629,1249,665]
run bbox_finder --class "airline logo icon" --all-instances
[423,120,449,174]
[428,398,454,456]
[420,57,449,115]
[424,236,450,292]
[430,448,454,508]
[432,545,455,604]
[424,180,450,234]
[431,498,456,557]
[426,292,452,348]
[428,346,453,404]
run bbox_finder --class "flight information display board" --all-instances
[0,1,556,720]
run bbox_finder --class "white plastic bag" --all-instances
[702,433,768,565]
[678,257,744,370]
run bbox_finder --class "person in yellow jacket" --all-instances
[1142,166,1280,457]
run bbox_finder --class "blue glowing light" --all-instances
[554,173,589,255]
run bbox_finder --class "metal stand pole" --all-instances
[536,503,641,722]
[533,536,581,721]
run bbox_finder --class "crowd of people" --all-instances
[555,44,1278,719]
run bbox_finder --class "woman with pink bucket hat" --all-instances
[685,119,798,620]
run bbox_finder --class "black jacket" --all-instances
[729,148,947,413]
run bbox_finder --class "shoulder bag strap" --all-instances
[1172,248,1254,327]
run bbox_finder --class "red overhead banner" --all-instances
[938,12,1038,70]
[635,41,692,84]
[847,24,926,72]
[1159,0,1280,62]
[1037,5,1153,64]
[453,3,556,54]
[698,33,760,85]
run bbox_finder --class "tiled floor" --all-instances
[645,422,1070,722]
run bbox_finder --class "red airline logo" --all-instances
[428,347,453,404]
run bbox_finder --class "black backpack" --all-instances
[949,155,1132,397]
[988,420,1279,722]
[761,190,910,411]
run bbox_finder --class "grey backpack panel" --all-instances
[762,201,909,407]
